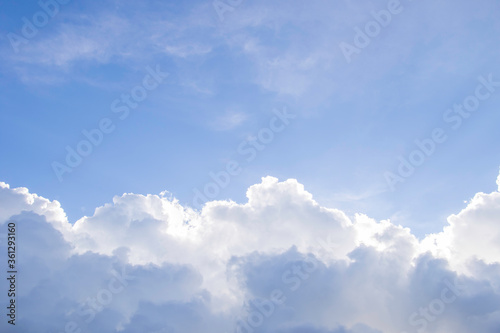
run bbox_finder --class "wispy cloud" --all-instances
[209,109,248,131]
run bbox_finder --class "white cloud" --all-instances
[6,14,131,68]
[1,171,500,332]
[421,188,500,275]
[0,181,69,234]
[209,109,248,131]
[164,43,213,58]
[1,5,217,83]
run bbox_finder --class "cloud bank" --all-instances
[1,174,500,333]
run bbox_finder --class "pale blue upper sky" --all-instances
[1,0,499,237]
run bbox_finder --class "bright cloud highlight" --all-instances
[1,172,500,332]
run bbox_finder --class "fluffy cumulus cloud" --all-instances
[1,174,500,333]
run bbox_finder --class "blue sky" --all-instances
[1,0,500,236]
[2,1,500,332]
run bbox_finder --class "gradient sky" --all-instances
[2,1,500,332]
[1,0,500,237]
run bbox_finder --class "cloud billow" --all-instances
[0,174,499,332]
